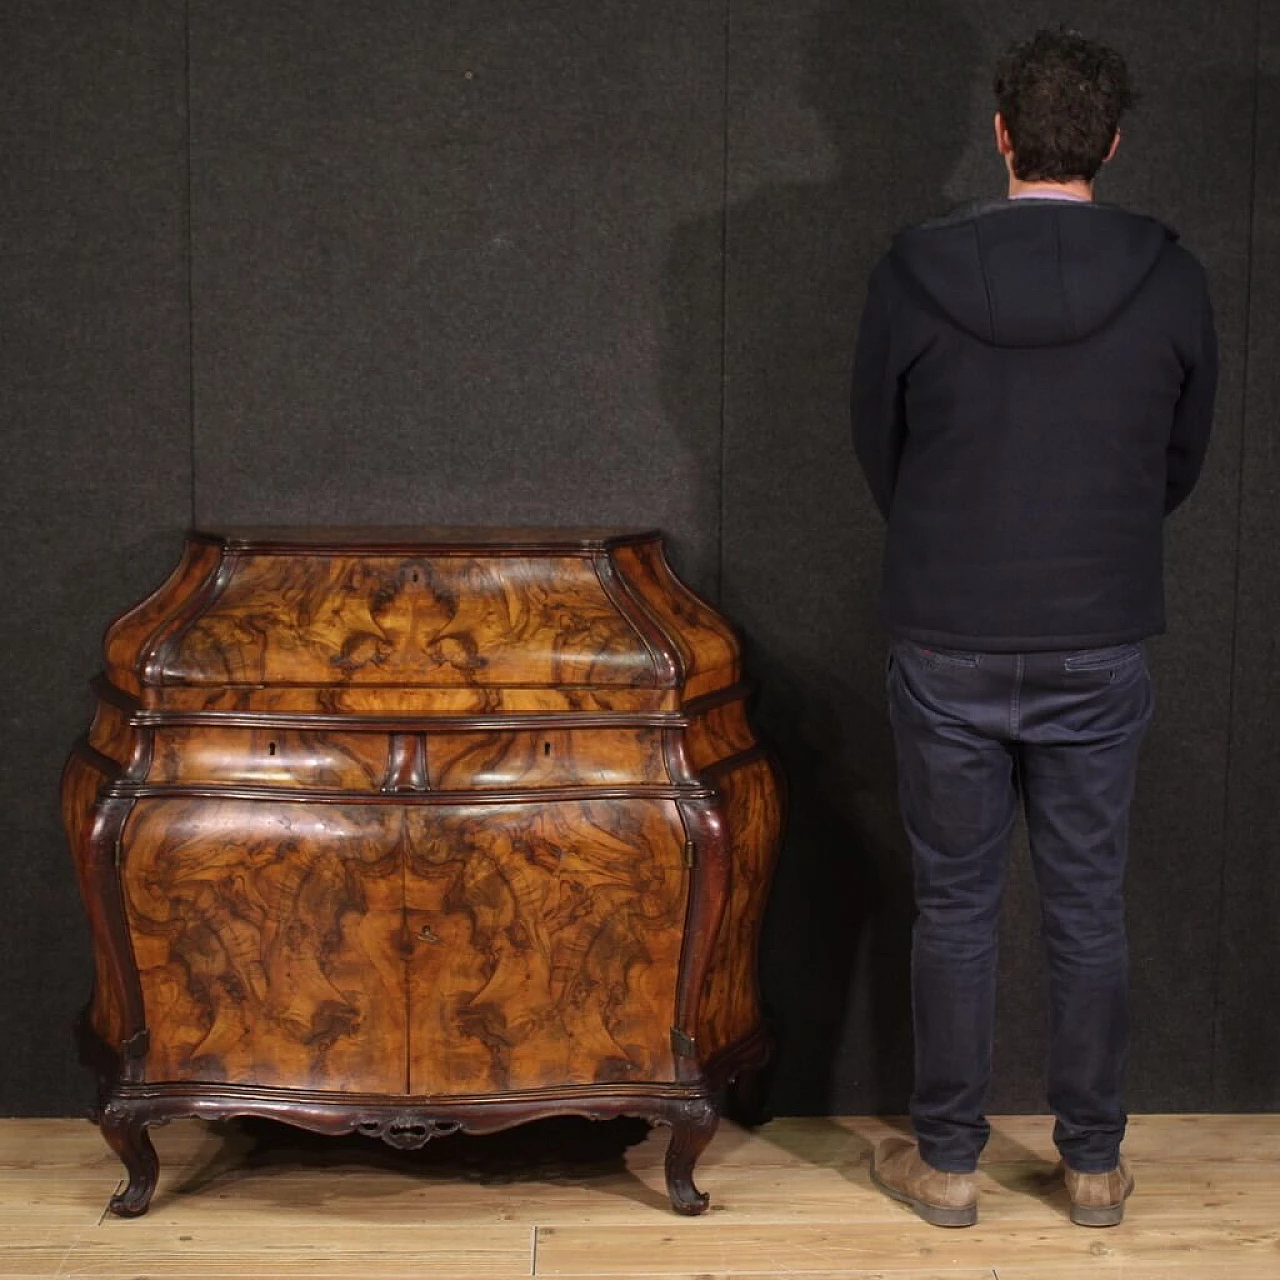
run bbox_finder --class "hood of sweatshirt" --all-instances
[890,199,1176,348]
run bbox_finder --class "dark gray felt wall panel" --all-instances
[721,0,1259,1114]
[1215,7,1280,1111]
[187,1,727,596]
[0,2,191,1114]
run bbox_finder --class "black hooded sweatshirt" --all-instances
[851,198,1217,652]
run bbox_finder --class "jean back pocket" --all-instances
[1062,644,1142,672]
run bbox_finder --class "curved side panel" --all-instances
[612,541,739,702]
[103,539,223,697]
[685,696,756,772]
[87,697,149,775]
[672,797,731,1085]
[695,754,785,1063]
[592,551,682,687]
[61,752,146,1061]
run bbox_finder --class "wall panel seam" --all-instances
[715,0,732,605]
[184,0,197,529]
[1209,0,1264,1104]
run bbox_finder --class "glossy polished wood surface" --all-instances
[63,528,784,1219]
[404,801,688,1094]
[157,554,659,689]
[123,799,407,1093]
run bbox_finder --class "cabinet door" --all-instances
[404,800,688,1095]
[123,800,407,1093]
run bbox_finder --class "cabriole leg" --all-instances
[663,1096,718,1215]
[100,1101,159,1217]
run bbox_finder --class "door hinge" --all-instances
[682,838,696,868]
[670,1027,697,1058]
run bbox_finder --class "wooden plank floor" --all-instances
[1,1114,1277,1278]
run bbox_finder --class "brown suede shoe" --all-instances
[870,1137,978,1227]
[1063,1156,1135,1226]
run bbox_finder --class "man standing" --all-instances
[851,30,1217,1228]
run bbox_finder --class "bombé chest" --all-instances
[63,527,783,1217]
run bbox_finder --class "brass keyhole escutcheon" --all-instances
[417,924,440,944]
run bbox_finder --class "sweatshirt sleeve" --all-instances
[1165,268,1218,515]
[851,258,906,520]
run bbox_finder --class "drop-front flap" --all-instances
[102,528,739,708]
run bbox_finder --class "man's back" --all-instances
[853,198,1216,651]
[854,27,1218,1232]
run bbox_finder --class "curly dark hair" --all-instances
[993,28,1135,182]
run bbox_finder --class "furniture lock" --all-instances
[417,924,441,944]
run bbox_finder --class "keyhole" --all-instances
[544,741,552,757]
[411,570,420,583]
[268,741,277,756]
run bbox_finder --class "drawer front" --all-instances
[148,727,389,791]
[403,799,688,1095]
[145,725,669,793]
[424,727,668,790]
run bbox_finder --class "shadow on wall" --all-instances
[662,0,980,1115]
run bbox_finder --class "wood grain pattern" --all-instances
[121,800,407,1093]
[86,696,147,775]
[612,541,739,701]
[156,554,659,689]
[403,801,688,1094]
[103,538,222,697]
[66,529,782,1217]
[425,728,669,790]
[147,727,389,791]
[697,755,786,1062]
[148,683,681,714]
[685,696,756,772]
[60,753,132,1051]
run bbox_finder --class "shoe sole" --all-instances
[1070,1201,1127,1227]
[869,1163,978,1228]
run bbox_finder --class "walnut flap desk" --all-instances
[62,527,784,1217]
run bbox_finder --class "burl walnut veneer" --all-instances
[62,527,784,1217]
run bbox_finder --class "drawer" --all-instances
[147,726,388,791]
[146,725,671,793]
[424,727,668,790]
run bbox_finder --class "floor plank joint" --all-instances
[1,1114,1276,1279]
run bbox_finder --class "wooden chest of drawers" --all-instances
[62,527,783,1216]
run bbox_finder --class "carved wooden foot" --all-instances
[663,1097,717,1215]
[100,1102,159,1217]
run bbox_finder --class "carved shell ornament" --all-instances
[355,1113,463,1150]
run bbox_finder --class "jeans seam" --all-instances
[1011,652,1024,737]
[1063,648,1142,673]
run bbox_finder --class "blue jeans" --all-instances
[886,638,1155,1174]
